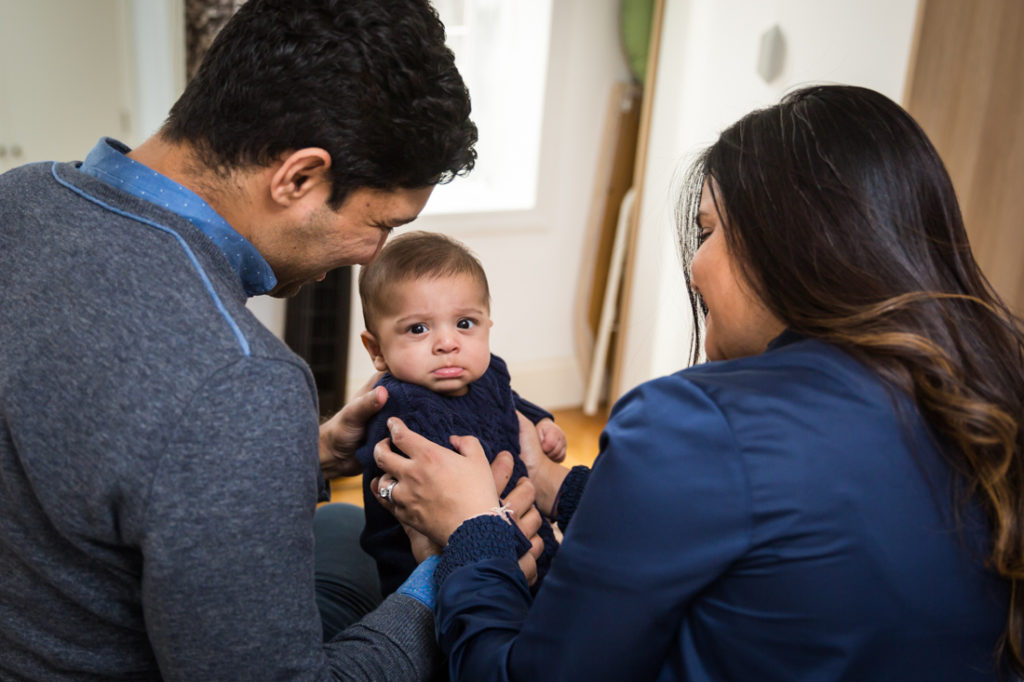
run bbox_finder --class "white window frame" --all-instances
[424,0,554,223]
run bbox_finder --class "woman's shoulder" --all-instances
[676,334,883,404]
[615,334,898,453]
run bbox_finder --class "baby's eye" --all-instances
[457,318,476,330]
[407,323,427,335]
[697,227,712,245]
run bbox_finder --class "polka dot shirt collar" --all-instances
[79,137,277,297]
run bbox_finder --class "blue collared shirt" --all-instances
[79,138,277,296]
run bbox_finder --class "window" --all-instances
[426,0,553,215]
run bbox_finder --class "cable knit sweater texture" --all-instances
[356,355,559,596]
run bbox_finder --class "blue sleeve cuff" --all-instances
[395,554,441,609]
[554,465,591,530]
[435,515,532,587]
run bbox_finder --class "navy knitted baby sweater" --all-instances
[356,354,559,596]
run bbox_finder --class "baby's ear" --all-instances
[360,331,389,372]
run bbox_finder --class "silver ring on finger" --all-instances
[380,479,398,503]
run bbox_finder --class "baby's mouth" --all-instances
[433,366,464,378]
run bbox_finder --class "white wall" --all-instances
[345,0,631,407]
[615,0,920,400]
[129,0,185,141]
[0,0,136,169]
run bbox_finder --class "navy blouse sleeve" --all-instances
[434,373,753,681]
[552,465,590,530]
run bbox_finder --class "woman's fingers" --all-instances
[528,534,544,560]
[372,419,502,545]
[502,476,537,520]
[514,412,545,474]
[518,551,539,586]
[502,477,544,587]
[371,474,399,507]
[373,437,411,481]
[516,505,543,542]
[447,432,490,463]
[491,450,514,495]
[516,532,545,587]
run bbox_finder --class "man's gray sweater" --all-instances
[0,161,437,680]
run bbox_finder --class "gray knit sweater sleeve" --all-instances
[141,357,437,681]
[324,595,439,680]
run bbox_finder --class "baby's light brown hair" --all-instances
[358,230,491,334]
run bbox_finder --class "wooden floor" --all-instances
[328,407,608,507]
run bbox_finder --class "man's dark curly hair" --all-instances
[163,0,477,208]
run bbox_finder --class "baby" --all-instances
[355,231,565,596]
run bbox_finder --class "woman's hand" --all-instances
[372,419,546,583]
[317,373,386,479]
[372,417,500,545]
[516,413,571,518]
[502,476,545,586]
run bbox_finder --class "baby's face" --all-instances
[368,273,492,396]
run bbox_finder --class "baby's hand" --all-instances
[535,418,567,463]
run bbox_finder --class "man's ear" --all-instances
[360,330,389,372]
[268,147,332,207]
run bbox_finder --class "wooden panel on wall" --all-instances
[573,82,642,387]
[607,0,666,409]
[903,0,1024,314]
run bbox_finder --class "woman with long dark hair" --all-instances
[368,85,1024,680]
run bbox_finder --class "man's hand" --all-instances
[404,526,443,564]
[318,374,387,479]
[535,417,567,463]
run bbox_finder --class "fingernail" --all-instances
[386,417,397,433]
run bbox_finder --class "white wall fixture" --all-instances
[757,24,785,83]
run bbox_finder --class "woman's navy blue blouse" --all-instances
[436,332,1007,681]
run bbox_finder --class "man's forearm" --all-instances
[323,594,440,681]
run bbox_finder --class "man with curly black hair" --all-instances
[0,0,477,679]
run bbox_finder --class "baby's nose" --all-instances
[434,330,459,353]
